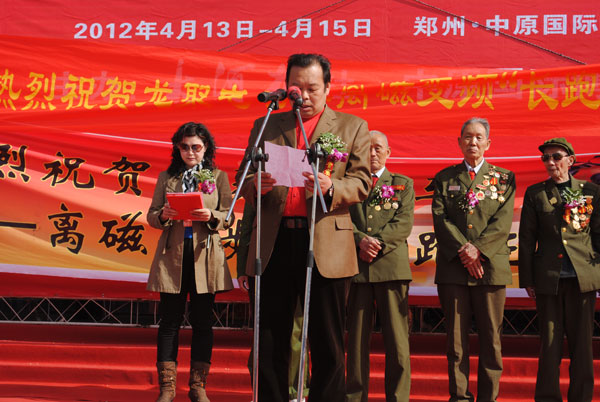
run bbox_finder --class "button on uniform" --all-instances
[563,239,568,245]
[367,227,372,232]
[562,227,567,232]
[469,210,474,215]
[467,224,473,229]
[368,215,373,219]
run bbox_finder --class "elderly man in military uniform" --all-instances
[431,117,516,402]
[519,137,600,402]
[346,130,414,402]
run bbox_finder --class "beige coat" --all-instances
[236,107,371,279]
[146,168,234,294]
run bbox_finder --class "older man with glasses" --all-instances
[519,137,600,402]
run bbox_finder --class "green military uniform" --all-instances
[519,176,600,402]
[346,169,414,402]
[432,160,516,402]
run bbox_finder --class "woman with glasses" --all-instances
[146,122,234,402]
[519,137,600,402]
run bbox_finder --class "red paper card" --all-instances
[166,192,204,220]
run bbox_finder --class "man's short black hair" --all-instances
[285,53,331,86]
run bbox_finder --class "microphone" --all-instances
[287,86,303,106]
[257,88,287,103]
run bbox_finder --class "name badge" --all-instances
[449,185,461,191]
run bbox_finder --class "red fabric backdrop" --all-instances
[1,1,599,299]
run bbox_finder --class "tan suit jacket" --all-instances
[432,160,516,285]
[349,169,414,282]
[236,106,371,279]
[146,168,234,294]
[518,176,600,294]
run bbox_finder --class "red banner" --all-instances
[1,5,600,300]
[2,0,599,68]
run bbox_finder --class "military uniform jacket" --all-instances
[518,176,600,295]
[349,169,414,283]
[146,169,234,294]
[432,160,516,286]
[236,106,371,279]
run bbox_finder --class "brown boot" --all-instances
[188,361,210,402]
[156,361,177,402]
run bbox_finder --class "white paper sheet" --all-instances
[264,142,312,187]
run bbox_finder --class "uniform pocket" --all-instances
[335,216,353,230]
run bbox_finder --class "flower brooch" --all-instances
[316,132,348,177]
[561,188,593,231]
[369,184,405,210]
[193,168,216,194]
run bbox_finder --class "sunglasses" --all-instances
[178,143,204,153]
[541,153,568,162]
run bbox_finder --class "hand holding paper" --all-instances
[253,172,277,194]
[303,171,332,195]
[189,208,212,222]
[165,192,205,220]
[160,203,178,221]
[264,142,312,187]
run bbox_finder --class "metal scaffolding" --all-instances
[2,296,598,336]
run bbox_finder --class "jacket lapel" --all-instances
[365,179,378,210]
[473,160,490,189]
[364,168,391,213]
[309,106,335,146]
[456,162,472,189]
[570,176,586,194]
[378,168,392,187]
[544,179,562,209]
[276,111,297,148]
[545,175,583,205]
[459,160,489,190]
[166,175,183,193]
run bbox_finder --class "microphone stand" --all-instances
[294,102,329,402]
[226,98,278,402]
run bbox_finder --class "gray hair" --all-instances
[461,117,490,138]
[369,130,389,146]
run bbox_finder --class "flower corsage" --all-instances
[316,132,348,177]
[460,168,509,212]
[561,188,593,231]
[369,184,405,210]
[458,189,480,211]
[193,168,216,194]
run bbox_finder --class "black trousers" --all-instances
[255,226,348,402]
[535,278,596,402]
[157,238,215,363]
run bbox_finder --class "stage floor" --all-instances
[1,323,599,402]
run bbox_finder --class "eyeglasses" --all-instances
[178,144,204,153]
[541,153,568,162]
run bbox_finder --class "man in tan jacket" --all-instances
[236,53,371,402]
[346,130,414,402]
[432,117,516,402]
[519,137,600,402]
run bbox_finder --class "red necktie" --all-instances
[372,175,379,186]
[469,170,476,181]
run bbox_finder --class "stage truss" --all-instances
[1,297,599,337]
